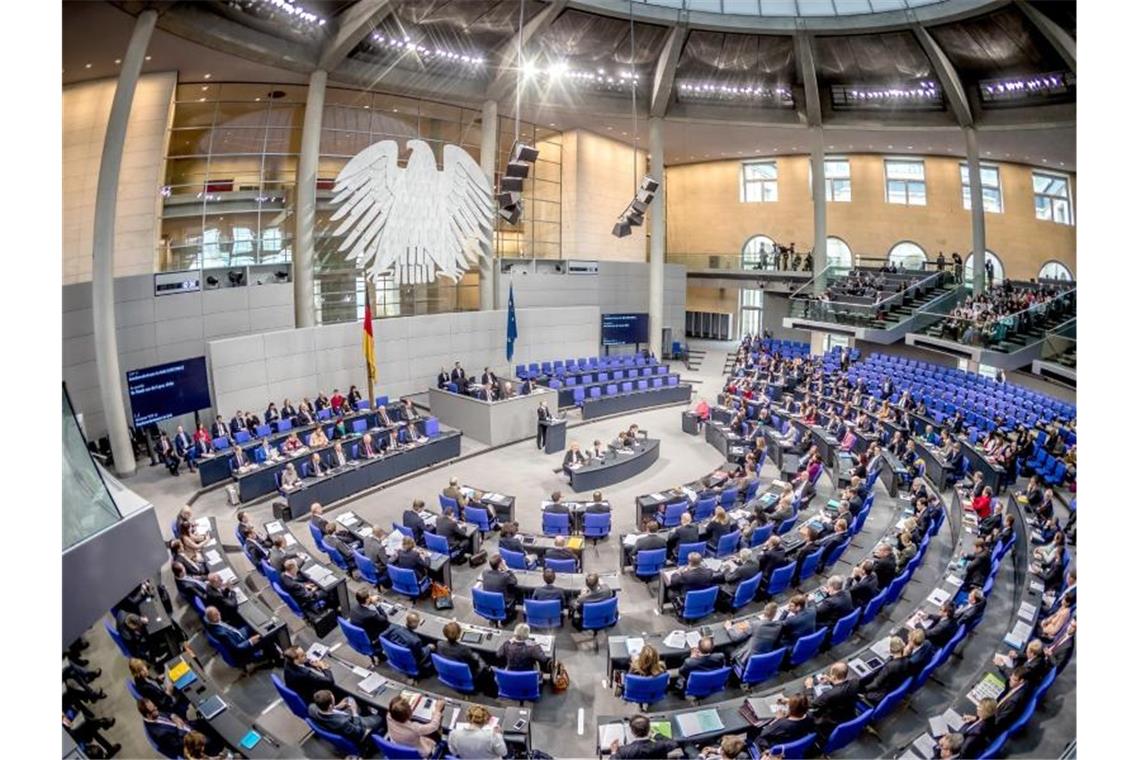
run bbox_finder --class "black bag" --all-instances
[468,550,488,567]
[309,608,338,638]
[272,500,293,521]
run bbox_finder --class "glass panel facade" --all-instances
[1033,171,1073,224]
[741,160,778,202]
[888,241,927,270]
[964,250,1005,285]
[742,235,777,269]
[826,236,853,268]
[63,387,121,549]
[884,159,926,206]
[960,163,1003,213]
[825,158,851,202]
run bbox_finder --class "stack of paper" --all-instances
[1017,601,1038,621]
[598,723,631,750]
[913,732,938,758]
[625,637,645,657]
[676,709,724,738]
[195,517,211,533]
[204,550,222,565]
[216,568,237,585]
[927,588,951,606]
[662,630,688,649]
[870,637,893,661]
[684,631,702,648]
[357,672,385,695]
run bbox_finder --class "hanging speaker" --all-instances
[500,175,524,192]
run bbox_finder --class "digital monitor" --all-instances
[126,356,212,427]
[601,313,649,346]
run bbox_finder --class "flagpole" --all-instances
[365,278,376,410]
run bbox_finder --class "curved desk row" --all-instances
[569,439,661,493]
[579,383,693,420]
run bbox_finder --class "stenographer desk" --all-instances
[474,567,620,603]
[458,485,517,524]
[275,431,462,514]
[704,420,751,464]
[568,439,660,493]
[579,383,693,420]
[428,387,551,446]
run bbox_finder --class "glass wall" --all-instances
[63,387,121,549]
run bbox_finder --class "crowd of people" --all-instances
[935,280,1074,347]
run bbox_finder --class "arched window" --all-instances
[887,241,927,270]
[964,250,1005,286]
[742,235,777,269]
[1038,261,1073,282]
[826,236,853,269]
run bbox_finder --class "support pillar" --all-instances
[479,99,498,311]
[294,68,327,327]
[648,117,665,359]
[810,128,827,284]
[964,126,987,294]
[92,8,157,477]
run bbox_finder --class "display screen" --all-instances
[601,313,649,346]
[126,357,212,427]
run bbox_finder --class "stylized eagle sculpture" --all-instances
[330,139,494,286]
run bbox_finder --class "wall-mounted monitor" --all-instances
[601,313,649,346]
[126,357,212,427]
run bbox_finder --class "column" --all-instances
[648,116,665,359]
[964,126,987,294]
[294,68,327,327]
[479,99,498,311]
[92,8,157,477]
[809,128,827,284]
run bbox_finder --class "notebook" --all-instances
[239,731,262,750]
[676,709,724,738]
[197,695,227,719]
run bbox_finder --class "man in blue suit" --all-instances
[778,594,817,646]
[203,606,273,666]
[675,636,727,691]
[382,611,434,672]
[308,689,384,745]
[725,602,782,668]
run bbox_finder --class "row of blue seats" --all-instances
[516,354,658,379]
[572,375,681,404]
[860,368,1070,419]
[545,365,670,386]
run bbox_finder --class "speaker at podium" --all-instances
[539,418,567,454]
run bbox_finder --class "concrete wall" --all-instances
[206,306,601,416]
[561,130,649,261]
[665,153,1076,281]
[63,276,295,438]
[63,72,176,284]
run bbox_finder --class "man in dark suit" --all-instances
[668,553,723,612]
[211,415,229,441]
[267,536,298,573]
[847,561,879,609]
[115,612,151,660]
[676,636,726,690]
[632,518,668,567]
[401,499,428,543]
[904,628,935,675]
[434,510,467,556]
[997,639,1050,685]
[203,607,272,666]
[172,425,196,471]
[204,573,242,626]
[450,362,466,383]
[805,661,861,739]
[531,568,566,605]
[723,548,760,584]
[348,588,389,647]
[393,537,430,581]
[815,575,855,629]
[437,620,492,693]
[561,443,587,475]
[280,559,329,613]
[496,623,550,671]
[171,563,207,603]
[322,522,357,572]
[585,491,610,513]
[308,690,383,744]
[543,536,577,567]
[964,539,993,589]
[725,602,781,667]
[666,512,701,561]
[283,646,334,704]
[957,588,987,629]
[570,573,615,629]
[437,367,450,389]
[925,601,959,648]
[536,401,553,449]
[859,636,909,704]
[138,698,194,758]
[609,714,679,759]
[481,367,498,386]
[229,412,245,437]
[755,693,817,750]
[497,523,529,557]
[382,611,434,670]
[872,543,898,589]
[778,594,817,646]
[755,535,789,580]
[481,555,520,613]
[478,382,496,401]
[544,491,570,514]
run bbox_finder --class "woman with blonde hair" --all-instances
[447,704,508,758]
[631,645,666,677]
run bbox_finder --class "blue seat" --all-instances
[494,668,542,702]
[371,734,422,758]
[438,494,459,516]
[719,487,739,506]
[634,548,667,579]
[473,588,508,624]
[338,616,380,664]
[776,515,797,535]
[423,531,457,558]
[389,566,430,600]
[315,408,331,421]
[353,550,383,586]
[822,537,851,569]
[524,598,563,629]
[545,557,578,573]
[463,504,495,533]
[379,636,422,679]
[581,596,620,633]
[270,673,309,720]
[541,512,571,536]
[323,544,351,573]
[735,647,786,686]
[584,512,611,539]
[861,588,889,625]
[622,672,669,708]
[693,497,717,521]
[125,678,142,701]
[797,546,825,585]
[258,560,281,586]
[829,609,860,648]
[883,574,907,606]
[432,653,477,694]
[605,384,618,396]
[676,541,706,562]
[308,521,324,547]
[684,666,731,700]
[103,620,131,657]
[500,547,533,571]
[767,732,817,760]
[732,572,762,609]
[276,419,292,432]
[204,632,244,669]
[870,676,913,721]
[234,430,251,444]
[978,730,1009,759]
[621,381,633,393]
[749,522,774,547]
[679,586,718,622]
[255,424,271,437]
[788,628,827,666]
[766,562,796,596]
[272,580,306,618]
[212,437,230,450]
[661,501,689,528]
[823,709,872,754]
[710,529,741,558]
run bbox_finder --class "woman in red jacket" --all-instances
[972,485,994,520]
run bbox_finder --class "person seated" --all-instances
[434,508,467,556]
[722,548,760,585]
[477,382,496,402]
[329,441,350,469]
[778,594,817,645]
[632,518,668,564]
[804,661,861,740]
[531,568,565,606]
[668,552,724,612]
[359,528,391,586]
[609,714,680,759]
[128,658,191,718]
[545,491,570,514]
[203,606,272,666]
[704,507,734,550]
[959,697,998,758]
[667,512,701,560]
[755,535,789,581]
[995,639,1051,686]
[588,439,608,460]
[972,486,994,520]
[380,426,401,452]
[497,522,529,558]
[322,522,356,570]
[963,539,993,589]
[496,623,550,671]
[308,427,329,448]
[346,386,362,409]
[725,602,781,667]
[266,535,298,574]
[675,636,726,690]
[401,397,420,422]
[442,477,469,512]
[871,543,898,589]
[543,536,577,568]
[904,628,935,675]
[571,573,615,629]
[348,587,389,647]
[561,442,587,475]
[448,705,509,759]
[586,491,610,513]
[203,573,241,626]
[382,611,434,670]
[754,693,817,751]
[358,432,379,459]
[924,600,959,648]
[628,645,667,679]
[281,432,304,454]
[280,559,331,613]
[394,537,430,581]
[309,689,384,746]
[376,403,395,428]
[1037,594,1073,642]
[994,667,1032,731]
[859,636,909,704]
[481,554,521,613]
[438,621,493,694]
[402,499,428,542]
[437,367,450,389]
[283,645,334,704]
[137,698,197,758]
[815,575,855,629]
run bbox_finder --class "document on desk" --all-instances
[233,587,248,604]
[266,521,283,533]
[929,714,950,737]
[357,671,385,695]
[1029,580,1045,594]
[685,630,702,649]
[531,634,554,653]
[195,517,211,533]
[848,657,871,677]
[676,709,724,738]
[942,708,965,732]
[283,533,297,546]
[945,574,963,588]
[204,550,222,566]
[927,588,951,607]
[663,630,688,649]
[336,513,359,527]
[1018,601,1038,621]
[598,722,631,750]
[967,673,1007,705]
[625,637,645,657]
[216,568,237,585]
[622,534,641,547]
[648,493,667,502]
[913,732,938,758]
[870,637,893,662]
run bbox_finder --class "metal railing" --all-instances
[913,285,1076,349]
[1039,318,1077,364]
[665,252,815,273]
[788,264,950,325]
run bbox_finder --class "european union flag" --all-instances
[506,282,518,362]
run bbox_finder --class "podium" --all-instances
[681,411,700,435]
[540,419,567,454]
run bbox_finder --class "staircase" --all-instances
[685,346,706,373]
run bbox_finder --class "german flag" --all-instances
[363,300,377,384]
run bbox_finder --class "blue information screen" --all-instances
[126,357,212,427]
[601,313,649,346]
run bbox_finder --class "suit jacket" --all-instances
[268,547,297,572]
[205,620,255,655]
[280,572,319,605]
[498,535,527,555]
[585,501,611,514]
[308,704,373,744]
[634,533,667,559]
[175,576,208,602]
[481,372,497,385]
[544,547,577,564]
[573,585,615,612]
[204,585,241,624]
[531,584,566,604]
[860,656,909,704]
[349,603,389,644]
[959,716,996,758]
[497,638,548,671]
[926,615,959,648]
[779,607,818,645]
[815,589,854,629]
[562,449,587,467]
[758,715,817,749]
[545,500,571,514]
[724,558,760,584]
[668,524,702,555]
[678,652,727,681]
[173,432,193,455]
[957,598,987,629]
[384,624,431,665]
[284,659,334,703]
[669,566,722,593]
[612,738,680,759]
[437,372,449,388]
[451,368,466,382]
[810,679,861,729]
[757,546,789,578]
[482,568,519,598]
[872,555,898,589]
[212,422,229,439]
[143,716,190,758]
[906,640,935,675]
[434,514,464,548]
[704,520,734,548]
[437,639,486,675]
[402,510,427,541]
[848,574,879,609]
[537,405,552,422]
[965,552,992,589]
[394,549,428,578]
[729,618,783,666]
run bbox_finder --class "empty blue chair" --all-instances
[258,559,281,586]
[978,731,1009,760]
[549,379,563,390]
[735,647,786,686]
[379,637,422,679]
[861,588,889,625]
[564,376,577,386]
[439,494,459,515]
[573,387,586,405]
[788,628,827,666]
[679,586,718,622]
[500,547,533,571]
[869,676,913,721]
[767,732,817,760]
[306,720,362,755]
[822,537,851,569]
[667,375,679,386]
[634,547,667,579]
[829,609,860,648]
[423,532,456,558]
[432,653,477,693]
[883,575,907,606]
[684,666,731,700]
[622,672,669,709]
[766,562,796,596]
[234,430,251,444]
[103,620,130,657]
[693,497,717,521]
[749,522,774,547]
[589,386,602,399]
[776,515,797,535]
[545,557,578,573]
[276,419,292,432]
[353,550,383,586]
[270,673,309,719]
[254,424,271,437]
[584,512,611,539]
[389,566,430,600]
[651,377,663,388]
[676,541,706,562]
[323,544,351,573]
[660,501,689,528]
[542,511,571,536]
[494,668,542,703]
[732,573,762,609]
[720,487,739,506]
[620,381,632,393]
[308,521,325,547]
[605,384,618,396]
[581,596,619,635]
[797,546,825,585]
[464,505,495,533]
[212,437,230,450]
[337,617,380,664]
[473,588,508,625]
[372,735,422,758]
[524,598,563,629]
[637,380,648,390]
[710,529,741,558]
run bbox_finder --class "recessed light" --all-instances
[363,104,368,109]
[198,97,206,102]
[114,59,121,65]
[907,145,913,149]
[201,86,209,91]
[606,126,612,130]
[828,145,834,149]
[204,73,212,79]
[145,55,152,61]
[393,108,398,112]
[887,144,893,149]
[255,97,261,102]
[84,63,92,69]
[1059,161,1065,166]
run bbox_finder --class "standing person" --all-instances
[936,251,946,272]
[536,401,552,450]
[952,252,963,283]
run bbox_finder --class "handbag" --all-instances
[431,582,454,611]
[551,660,570,693]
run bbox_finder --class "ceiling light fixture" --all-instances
[370,32,485,66]
[676,81,794,108]
[114,59,121,65]
[204,73,212,79]
[84,63,92,69]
